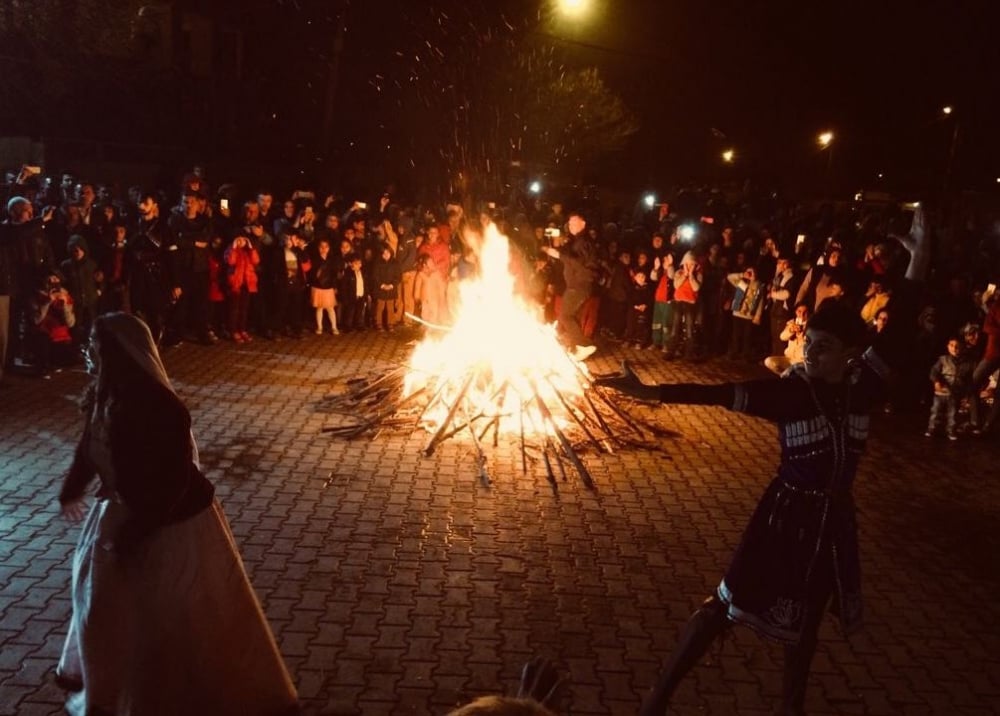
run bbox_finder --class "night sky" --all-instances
[257,0,999,196]
[5,0,999,198]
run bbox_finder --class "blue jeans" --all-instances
[927,393,957,434]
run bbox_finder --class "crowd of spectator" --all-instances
[1,166,998,439]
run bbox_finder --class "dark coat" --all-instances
[371,257,402,300]
[59,384,215,547]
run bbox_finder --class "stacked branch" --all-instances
[321,352,669,492]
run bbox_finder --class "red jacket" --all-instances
[224,245,260,294]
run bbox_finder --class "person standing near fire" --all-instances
[542,211,597,361]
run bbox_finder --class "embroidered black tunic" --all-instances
[659,349,889,643]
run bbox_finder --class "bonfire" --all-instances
[322,223,664,491]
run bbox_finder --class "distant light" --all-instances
[679,225,696,241]
[557,0,590,16]
[878,173,884,179]
[996,177,1000,184]
[643,193,656,208]
[942,105,954,116]
[529,180,542,194]
[818,131,834,148]
[722,149,735,163]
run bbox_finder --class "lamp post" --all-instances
[943,106,960,195]
[817,131,835,192]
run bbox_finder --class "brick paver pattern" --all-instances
[1,331,999,715]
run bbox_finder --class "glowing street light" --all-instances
[643,193,656,208]
[942,105,954,116]
[557,0,590,17]
[529,180,542,194]
[721,148,735,163]
[818,131,834,148]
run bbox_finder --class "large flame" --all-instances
[404,223,587,436]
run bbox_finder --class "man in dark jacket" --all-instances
[166,191,216,345]
[542,211,597,361]
[1,197,57,378]
[129,191,171,343]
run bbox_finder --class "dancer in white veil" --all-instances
[57,312,298,715]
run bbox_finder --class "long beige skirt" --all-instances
[58,499,298,716]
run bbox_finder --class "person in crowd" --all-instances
[664,251,701,360]
[869,307,890,342]
[55,312,298,714]
[128,191,170,343]
[224,233,260,343]
[701,243,729,356]
[206,235,228,340]
[4,196,57,366]
[796,247,845,312]
[308,237,339,336]
[257,190,276,232]
[602,248,632,341]
[925,336,968,440]
[596,300,892,716]
[624,266,654,349]
[338,253,368,332]
[30,272,77,378]
[727,266,765,361]
[166,190,216,346]
[239,201,279,340]
[417,224,450,327]
[764,301,810,375]
[968,288,1000,435]
[279,229,311,338]
[273,198,297,239]
[396,217,422,327]
[371,243,401,331]
[859,278,892,326]
[541,211,597,361]
[60,235,101,344]
[768,256,797,356]
[99,222,129,314]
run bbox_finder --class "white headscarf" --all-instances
[96,313,200,468]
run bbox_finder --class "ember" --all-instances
[323,223,668,491]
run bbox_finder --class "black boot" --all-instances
[639,595,731,715]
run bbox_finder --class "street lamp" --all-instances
[817,131,834,148]
[942,105,953,116]
[529,180,542,195]
[643,193,656,209]
[721,148,735,164]
[557,0,590,17]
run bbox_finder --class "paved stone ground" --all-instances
[1,330,999,715]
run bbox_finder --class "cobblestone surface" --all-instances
[1,331,999,715]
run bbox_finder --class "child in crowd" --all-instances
[338,254,368,332]
[224,234,260,343]
[371,243,401,331]
[764,301,810,375]
[624,268,654,349]
[309,238,338,335]
[926,336,969,440]
[31,273,76,378]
